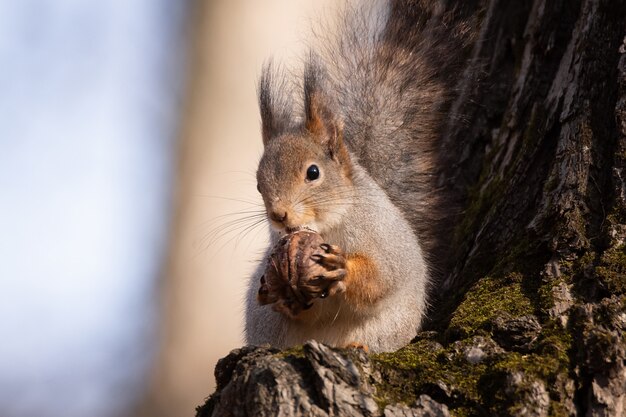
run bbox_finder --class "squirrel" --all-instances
[245,0,475,353]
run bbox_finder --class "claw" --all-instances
[328,281,346,296]
[261,235,348,316]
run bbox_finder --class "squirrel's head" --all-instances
[256,61,353,234]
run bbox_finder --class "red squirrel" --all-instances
[245,0,474,352]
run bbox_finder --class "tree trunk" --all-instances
[197,0,626,416]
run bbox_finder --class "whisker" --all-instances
[214,217,268,255]
[196,213,268,251]
[195,210,267,234]
[194,194,263,207]
[331,302,342,325]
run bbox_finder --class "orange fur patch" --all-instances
[343,253,384,311]
[344,342,369,352]
[304,93,327,137]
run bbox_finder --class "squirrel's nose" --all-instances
[269,209,288,224]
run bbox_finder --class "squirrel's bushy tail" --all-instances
[312,0,478,273]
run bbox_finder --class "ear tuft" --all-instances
[259,61,294,145]
[303,57,344,159]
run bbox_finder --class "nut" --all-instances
[258,229,324,317]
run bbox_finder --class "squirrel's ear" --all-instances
[259,62,293,146]
[303,60,345,160]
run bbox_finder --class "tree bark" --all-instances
[197,0,626,416]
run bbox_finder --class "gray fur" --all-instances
[317,0,476,263]
[246,0,474,352]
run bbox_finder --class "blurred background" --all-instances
[0,0,338,416]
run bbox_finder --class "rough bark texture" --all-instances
[198,0,626,416]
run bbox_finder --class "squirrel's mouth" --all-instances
[281,225,318,235]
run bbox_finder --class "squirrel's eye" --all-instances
[256,183,261,193]
[306,164,320,181]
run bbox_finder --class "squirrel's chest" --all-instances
[320,227,360,254]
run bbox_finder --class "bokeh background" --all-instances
[0,0,338,416]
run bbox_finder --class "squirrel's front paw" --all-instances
[259,230,348,318]
[300,243,347,298]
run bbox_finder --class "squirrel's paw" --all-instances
[344,342,369,353]
[300,243,347,298]
[259,231,348,317]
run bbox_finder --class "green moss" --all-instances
[372,340,443,406]
[606,205,626,226]
[369,269,575,415]
[371,321,572,415]
[478,323,572,417]
[536,322,572,367]
[448,273,534,337]
[595,244,626,294]
[451,406,474,417]
[537,273,574,317]
[274,345,305,359]
[537,279,557,315]
[490,325,569,378]
[372,339,487,410]
[577,251,596,271]
[374,340,441,370]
